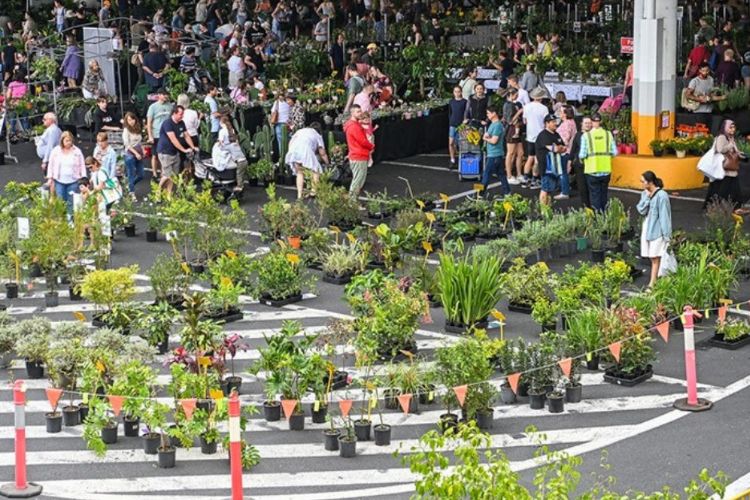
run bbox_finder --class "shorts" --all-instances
[525,140,536,156]
[158,153,180,179]
[742,65,750,79]
[541,174,559,193]
[449,126,459,141]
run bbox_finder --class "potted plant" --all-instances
[301,228,331,269]
[147,254,191,308]
[565,308,602,370]
[649,139,664,157]
[372,386,392,446]
[316,180,361,230]
[247,158,275,186]
[205,277,245,322]
[278,201,317,247]
[437,253,504,333]
[5,249,21,299]
[220,333,248,395]
[546,377,566,414]
[110,361,157,437]
[0,314,17,369]
[13,318,52,379]
[44,386,63,433]
[79,265,138,326]
[249,250,315,307]
[136,302,178,354]
[47,336,87,426]
[600,307,656,386]
[320,241,365,285]
[531,297,559,333]
[82,396,119,456]
[193,407,220,454]
[502,258,555,314]
[338,417,357,458]
[140,399,170,455]
[258,184,288,241]
[710,316,750,349]
[526,339,555,410]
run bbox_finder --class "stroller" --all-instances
[194,141,247,203]
[188,69,214,95]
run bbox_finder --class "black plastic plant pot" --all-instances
[200,435,218,454]
[547,394,565,414]
[79,404,89,422]
[68,286,82,301]
[518,381,530,398]
[475,409,494,430]
[528,392,546,410]
[196,399,215,413]
[5,282,18,299]
[258,293,303,307]
[101,423,118,444]
[123,416,140,437]
[438,413,459,434]
[156,336,170,355]
[45,412,62,433]
[585,355,600,371]
[45,291,59,308]
[338,436,357,458]
[500,385,517,404]
[354,420,371,441]
[323,429,340,451]
[591,249,606,263]
[374,424,391,446]
[124,223,136,237]
[311,405,328,424]
[383,389,399,410]
[29,263,42,278]
[146,229,158,242]
[62,406,80,427]
[263,401,281,421]
[143,433,160,455]
[565,384,583,403]
[157,447,176,468]
[25,360,44,379]
[222,376,242,397]
[419,385,437,405]
[289,411,305,431]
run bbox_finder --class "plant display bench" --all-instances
[611,155,704,190]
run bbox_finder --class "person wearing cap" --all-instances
[146,89,173,177]
[481,106,508,196]
[522,86,549,189]
[579,113,617,212]
[362,43,378,66]
[535,114,567,206]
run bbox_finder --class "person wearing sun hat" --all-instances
[579,112,617,211]
[362,43,378,66]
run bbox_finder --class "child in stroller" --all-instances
[196,115,246,201]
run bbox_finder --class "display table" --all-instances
[371,107,449,163]
[611,155,704,190]
[544,82,624,102]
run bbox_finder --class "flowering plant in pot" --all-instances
[208,251,254,290]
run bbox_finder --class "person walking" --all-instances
[480,106,508,196]
[285,123,329,199]
[93,132,118,180]
[569,116,592,208]
[146,88,172,177]
[503,88,524,184]
[46,131,85,216]
[122,111,145,196]
[704,119,747,213]
[535,114,567,206]
[36,112,61,174]
[156,105,199,194]
[555,106,577,200]
[637,171,672,289]
[579,113,617,211]
[448,85,467,167]
[344,104,374,199]
[521,86,548,189]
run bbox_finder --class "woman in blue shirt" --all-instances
[637,171,672,288]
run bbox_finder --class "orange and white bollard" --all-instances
[0,380,42,498]
[673,306,713,412]
[228,391,243,500]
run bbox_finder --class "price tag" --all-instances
[72,193,83,212]
[422,241,433,254]
[181,262,191,274]
[502,202,513,213]
[428,391,434,402]
[17,217,29,240]
[346,233,356,244]
[416,199,425,209]
[209,388,225,401]
[369,396,378,409]
[166,230,177,241]
[473,183,484,192]
[225,250,237,259]
[72,311,86,322]
[573,21,582,33]
[329,225,341,233]
[313,400,320,412]
[490,309,505,322]
[286,253,300,265]
[439,193,450,203]
[101,217,112,237]
[425,212,436,223]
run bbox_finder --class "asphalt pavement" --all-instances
[0,139,749,499]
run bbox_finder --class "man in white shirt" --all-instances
[507,74,530,106]
[203,84,221,141]
[270,91,290,154]
[37,112,62,174]
[521,87,549,189]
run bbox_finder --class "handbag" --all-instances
[723,150,740,171]
[658,247,677,277]
[697,140,725,181]
[680,88,701,112]
[600,93,624,114]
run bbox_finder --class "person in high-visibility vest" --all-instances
[579,113,617,211]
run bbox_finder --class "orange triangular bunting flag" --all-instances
[281,399,298,420]
[608,341,622,363]
[558,358,572,378]
[180,398,197,420]
[507,373,521,394]
[656,321,669,343]
[108,395,124,417]
[719,306,728,323]
[46,388,63,410]
[453,385,468,407]
[338,399,353,418]
[397,393,412,414]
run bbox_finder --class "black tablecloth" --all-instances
[372,107,449,163]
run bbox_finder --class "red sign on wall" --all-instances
[620,37,634,54]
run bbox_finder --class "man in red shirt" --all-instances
[343,104,375,198]
[684,37,711,79]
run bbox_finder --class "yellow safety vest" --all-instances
[583,128,614,174]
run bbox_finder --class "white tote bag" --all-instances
[658,248,677,277]
[697,140,725,182]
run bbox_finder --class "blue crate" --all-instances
[459,153,481,175]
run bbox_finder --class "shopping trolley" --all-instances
[456,127,484,181]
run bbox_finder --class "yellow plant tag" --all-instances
[369,396,378,409]
[73,311,86,322]
[720,298,733,306]
[502,201,513,213]
[537,262,549,272]
[733,214,743,225]
[82,393,89,403]
[705,309,710,319]
[416,199,425,209]
[490,309,506,322]
[346,233,356,244]
[286,253,300,265]
[586,352,593,361]
[425,212,436,223]
[329,225,341,233]
[428,391,434,402]
[422,241,433,254]
[439,193,450,203]
[181,262,191,274]
[220,276,232,288]
[473,183,484,192]
[313,400,320,412]
[209,388,225,401]
[95,360,106,373]
[680,314,687,324]
[225,250,237,259]
[198,356,212,368]
[365,381,376,392]
[585,207,594,217]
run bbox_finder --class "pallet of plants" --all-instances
[320,240,367,285]
[502,258,556,315]
[203,277,245,323]
[709,315,750,350]
[435,335,496,430]
[600,307,656,386]
[248,247,315,307]
[315,180,361,231]
[437,252,504,333]
[346,270,428,362]
[364,190,409,220]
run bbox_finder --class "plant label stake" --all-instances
[673,306,713,412]
[0,381,43,498]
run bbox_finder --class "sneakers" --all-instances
[553,194,570,200]
[508,176,521,185]
[520,177,530,188]
[529,179,541,190]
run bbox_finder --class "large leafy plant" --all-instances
[437,253,504,327]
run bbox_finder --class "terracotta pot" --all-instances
[287,236,301,249]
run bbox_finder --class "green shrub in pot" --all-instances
[248,249,315,301]
[435,336,495,419]
[437,253,503,327]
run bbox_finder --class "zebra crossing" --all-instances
[0,278,742,500]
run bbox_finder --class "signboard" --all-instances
[573,22,582,33]
[620,37,634,54]
[660,111,671,129]
[604,4,613,22]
